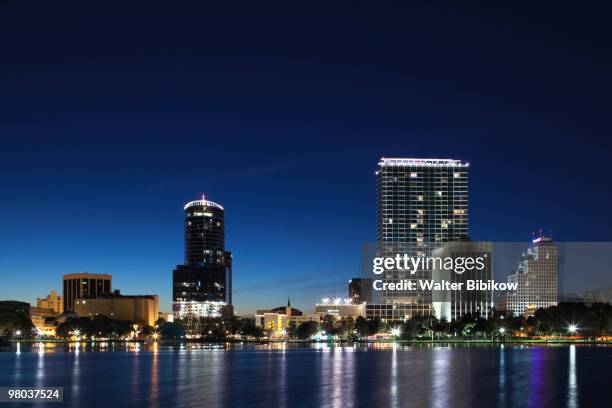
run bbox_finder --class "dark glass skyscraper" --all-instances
[173,197,232,318]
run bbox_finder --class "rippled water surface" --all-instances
[1,343,610,407]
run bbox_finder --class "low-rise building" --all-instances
[74,290,159,327]
[255,300,321,336]
[583,287,612,304]
[315,300,365,319]
[37,290,63,314]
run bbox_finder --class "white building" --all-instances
[507,236,558,317]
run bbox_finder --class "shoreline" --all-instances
[5,338,611,345]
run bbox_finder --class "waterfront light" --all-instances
[390,327,401,337]
[568,324,578,334]
[15,330,22,337]
[499,327,506,334]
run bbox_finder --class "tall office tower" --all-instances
[507,235,557,317]
[173,197,233,318]
[432,240,493,321]
[62,273,112,312]
[374,158,469,320]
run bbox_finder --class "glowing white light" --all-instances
[499,327,506,334]
[568,324,578,334]
[322,298,330,304]
[15,330,22,336]
[390,327,401,337]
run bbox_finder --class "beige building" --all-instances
[30,307,60,337]
[74,291,159,327]
[256,300,321,336]
[37,290,63,314]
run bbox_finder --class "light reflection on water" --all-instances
[0,342,609,407]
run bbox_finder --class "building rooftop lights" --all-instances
[378,158,469,167]
[184,199,224,211]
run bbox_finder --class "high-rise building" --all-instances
[432,240,493,321]
[62,273,112,312]
[173,197,233,318]
[348,278,372,304]
[374,158,469,320]
[37,290,63,314]
[507,236,558,317]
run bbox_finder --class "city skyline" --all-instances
[2,2,612,314]
[2,153,611,315]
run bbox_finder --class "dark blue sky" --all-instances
[1,2,611,313]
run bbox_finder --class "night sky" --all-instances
[1,2,611,314]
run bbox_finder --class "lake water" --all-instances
[0,343,610,407]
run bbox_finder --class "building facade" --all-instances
[62,273,112,312]
[507,236,558,317]
[74,291,159,327]
[431,241,493,321]
[583,287,612,304]
[173,197,233,318]
[348,278,372,304]
[315,302,365,319]
[37,290,63,314]
[255,301,322,337]
[375,158,469,319]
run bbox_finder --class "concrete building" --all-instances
[432,241,493,321]
[63,272,111,312]
[74,290,159,327]
[375,158,469,320]
[507,236,558,317]
[37,290,63,314]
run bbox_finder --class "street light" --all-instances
[390,327,401,337]
[14,330,22,337]
[499,327,506,334]
[568,324,578,334]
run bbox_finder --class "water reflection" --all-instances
[0,343,608,407]
[498,344,506,408]
[431,348,451,408]
[390,343,398,408]
[568,345,578,408]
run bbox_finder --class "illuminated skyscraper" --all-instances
[373,158,469,320]
[172,197,232,318]
[507,235,557,317]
